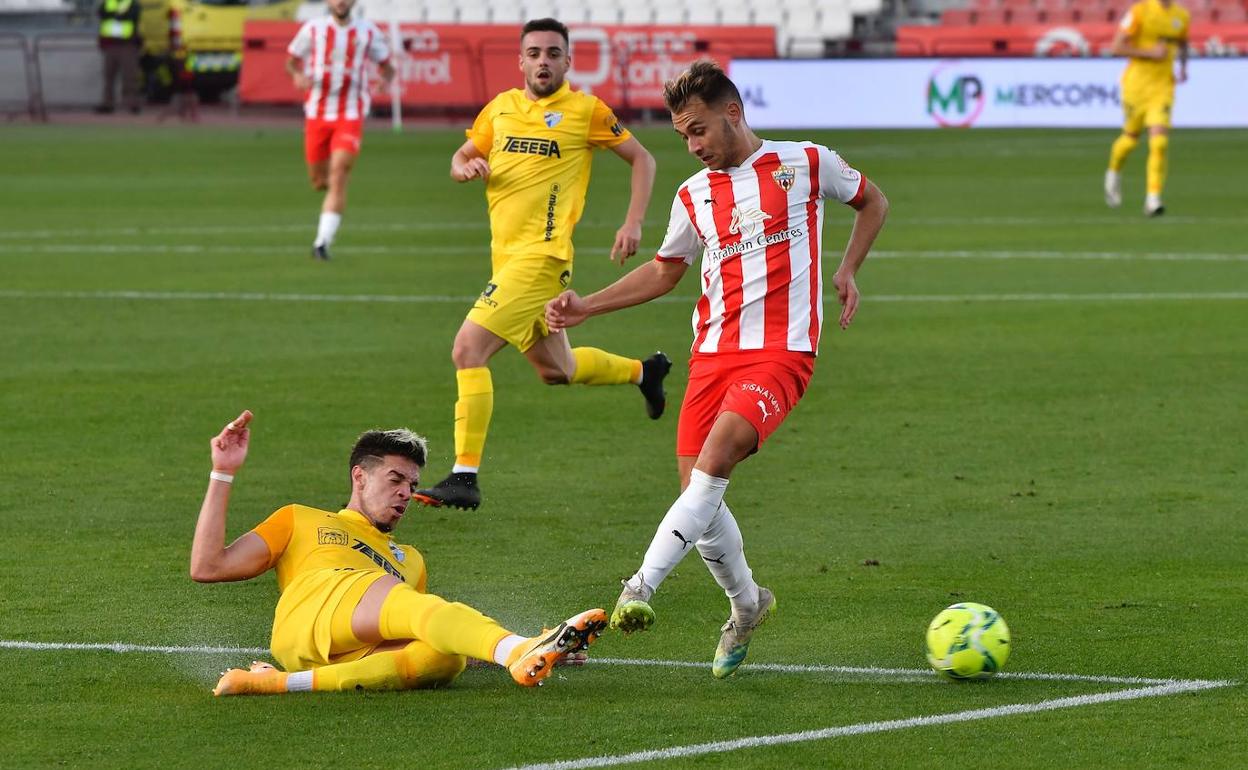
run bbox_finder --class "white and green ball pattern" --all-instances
[925,602,1011,680]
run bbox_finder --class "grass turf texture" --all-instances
[1,124,1245,769]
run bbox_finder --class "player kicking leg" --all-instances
[413,252,671,512]
[215,605,607,694]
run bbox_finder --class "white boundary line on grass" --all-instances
[2,639,1234,768]
[501,680,1233,770]
[0,640,1195,687]
[4,289,1248,306]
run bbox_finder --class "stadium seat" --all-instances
[975,7,1009,22]
[718,3,753,24]
[820,7,853,37]
[618,3,655,23]
[651,2,688,22]
[941,8,975,24]
[458,2,492,23]
[685,0,720,23]
[787,37,827,57]
[522,0,558,20]
[585,2,621,23]
[1010,7,1044,23]
[1046,8,1081,22]
[1214,3,1248,20]
[971,0,999,9]
[847,0,883,13]
[423,3,457,22]
[551,1,590,22]
[786,5,819,35]
[752,3,785,27]
[493,2,531,22]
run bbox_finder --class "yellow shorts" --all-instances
[466,252,573,352]
[1122,88,1173,133]
[269,568,387,672]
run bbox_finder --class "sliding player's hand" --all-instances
[545,290,588,332]
[832,269,860,330]
[210,410,253,474]
[610,221,642,264]
[292,73,312,92]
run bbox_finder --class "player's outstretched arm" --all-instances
[608,137,657,264]
[546,259,687,331]
[190,410,272,583]
[834,180,889,330]
[450,140,491,183]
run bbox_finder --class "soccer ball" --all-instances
[925,602,1010,680]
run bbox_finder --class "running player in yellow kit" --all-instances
[193,410,606,695]
[414,18,667,511]
[1104,0,1189,216]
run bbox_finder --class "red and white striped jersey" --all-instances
[655,139,866,355]
[287,17,390,121]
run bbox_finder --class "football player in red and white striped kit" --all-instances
[546,60,888,678]
[286,0,394,259]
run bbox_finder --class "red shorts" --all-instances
[304,118,363,165]
[676,350,816,458]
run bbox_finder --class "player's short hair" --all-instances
[663,59,743,115]
[521,18,569,48]
[350,428,428,471]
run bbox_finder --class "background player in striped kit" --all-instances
[286,0,394,259]
[546,60,889,678]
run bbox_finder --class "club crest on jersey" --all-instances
[772,164,795,192]
[544,111,563,128]
[728,206,771,237]
[388,542,406,563]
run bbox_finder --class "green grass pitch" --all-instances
[1,123,1245,768]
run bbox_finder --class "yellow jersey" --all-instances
[466,82,632,262]
[1119,0,1189,95]
[251,504,427,593]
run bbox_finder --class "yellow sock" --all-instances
[1108,133,1139,172]
[312,643,466,691]
[570,347,642,386]
[377,582,511,662]
[454,367,493,468]
[1146,133,1169,195]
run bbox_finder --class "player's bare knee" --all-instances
[452,340,488,370]
[537,366,570,385]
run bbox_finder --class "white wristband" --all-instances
[210,471,235,484]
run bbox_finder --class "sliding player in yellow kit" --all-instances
[414,18,667,511]
[193,410,606,695]
[1104,0,1189,216]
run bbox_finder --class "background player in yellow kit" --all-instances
[191,410,606,695]
[414,18,666,511]
[1104,0,1189,217]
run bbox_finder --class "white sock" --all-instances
[451,464,479,474]
[492,634,526,666]
[314,211,342,247]
[696,502,759,615]
[635,469,729,594]
[286,670,313,692]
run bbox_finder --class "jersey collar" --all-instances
[527,81,570,108]
[339,507,383,534]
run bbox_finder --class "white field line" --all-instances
[0,215,1241,240]
[4,242,1248,263]
[502,679,1235,770]
[4,638,1233,767]
[0,640,1222,688]
[3,288,1248,305]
